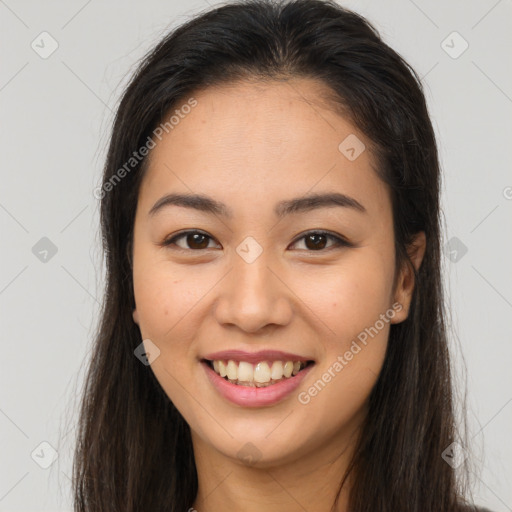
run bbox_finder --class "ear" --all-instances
[390,231,426,324]
[132,308,140,325]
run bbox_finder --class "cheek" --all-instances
[132,262,206,411]
[298,253,394,342]
[294,251,393,401]
[132,260,208,342]
[295,259,392,432]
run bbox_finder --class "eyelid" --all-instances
[288,230,352,251]
[161,229,352,252]
[161,229,220,250]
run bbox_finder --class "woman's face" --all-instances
[131,78,424,468]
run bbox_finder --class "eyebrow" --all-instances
[148,191,367,219]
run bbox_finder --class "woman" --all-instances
[73,0,491,510]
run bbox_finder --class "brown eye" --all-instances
[185,233,210,249]
[290,231,351,251]
[304,233,328,250]
[162,230,351,252]
[162,231,218,250]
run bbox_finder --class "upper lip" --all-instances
[202,350,314,364]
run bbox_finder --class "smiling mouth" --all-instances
[203,359,315,387]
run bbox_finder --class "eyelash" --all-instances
[160,229,353,252]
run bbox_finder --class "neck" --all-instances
[190,426,360,512]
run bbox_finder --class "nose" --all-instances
[213,250,293,334]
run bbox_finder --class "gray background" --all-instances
[1,0,511,510]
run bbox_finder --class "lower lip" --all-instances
[202,361,314,407]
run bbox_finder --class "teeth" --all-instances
[218,360,227,378]
[270,361,283,380]
[283,361,294,378]
[254,362,271,383]
[209,359,309,386]
[238,361,253,383]
[226,360,237,380]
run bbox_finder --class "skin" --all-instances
[131,77,426,512]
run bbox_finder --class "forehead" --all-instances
[151,78,360,161]
[138,78,390,220]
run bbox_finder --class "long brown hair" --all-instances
[72,1,472,510]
